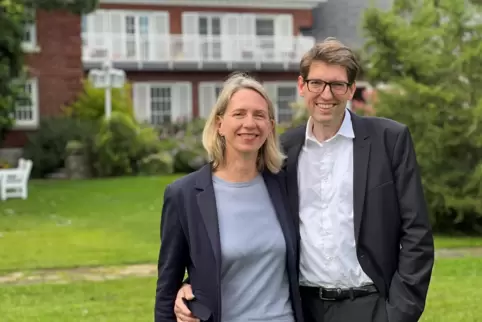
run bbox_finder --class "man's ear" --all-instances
[297,75,305,97]
[348,82,357,100]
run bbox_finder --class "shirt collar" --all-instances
[305,108,355,143]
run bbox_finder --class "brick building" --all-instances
[2,10,83,151]
[1,0,320,157]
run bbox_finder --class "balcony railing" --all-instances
[82,33,315,68]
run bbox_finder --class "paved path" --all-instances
[0,264,157,285]
[1,247,481,286]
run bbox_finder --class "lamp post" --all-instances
[88,59,126,119]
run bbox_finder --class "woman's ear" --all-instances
[216,115,223,136]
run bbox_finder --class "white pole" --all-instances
[103,59,112,120]
[105,86,112,119]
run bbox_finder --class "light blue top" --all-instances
[213,174,294,322]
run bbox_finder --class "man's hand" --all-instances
[174,283,199,322]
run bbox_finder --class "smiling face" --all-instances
[298,61,356,127]
[217,88,273,157]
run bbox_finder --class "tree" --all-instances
[0,0,98,144]
[361,0,482,232]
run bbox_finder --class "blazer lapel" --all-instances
[350,111,371,242]
[195,164,221,270]
[285,126,305,219]
[263,171,296,257]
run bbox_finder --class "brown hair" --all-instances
[300,37,360,84]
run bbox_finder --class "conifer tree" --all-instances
[361,0,482,231]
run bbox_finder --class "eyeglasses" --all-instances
[304,79,352,95]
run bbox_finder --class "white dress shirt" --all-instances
[298,109,373,288]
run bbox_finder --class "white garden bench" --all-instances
[0,158,33,201]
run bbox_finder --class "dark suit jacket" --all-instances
[280,111,435,322]
[154,164,304,322]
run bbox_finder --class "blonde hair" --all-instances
[202,72,285,173]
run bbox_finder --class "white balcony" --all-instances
[82,33,315,71]
[100,0,325,10]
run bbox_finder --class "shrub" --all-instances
[91,112,139,177]
[23,116,97,178]
[90,112,168,177]
[64,79,134,121]
[173,149,207,173]
[138,152,174,175]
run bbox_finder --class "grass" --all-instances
[1,175,482,273]
[0,176,180,272]
[1,176,482,321]
[0,257,481,322]
[0,276,156,322]
[434,235,482,249]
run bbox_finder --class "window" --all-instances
[82,10,169,61]
[264,82,298,123]
[255,18,275,36]
[276,86,297,123]
[198,82,223,119]
[150,86,172,124]
[123,14,151,59]
[256,17,275,59]
[22,11,37,51]
[132,82,192,125]
[198,15,222,60]
[182,13,293,62]
[15,79,39,128]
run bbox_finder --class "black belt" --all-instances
[300,284,378,301]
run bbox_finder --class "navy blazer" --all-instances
[155,164,304,322]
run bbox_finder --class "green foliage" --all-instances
[91,112,139,177]
[22,116,98,178]
[289,100,309,128]
[23,0,99,14]
[0,0,29,142]
[0,0,98,144]
[64,80,134,121]
[91,112,163,177]
[361,0,482,232]
[138,152,174,175]
[173,149,207,173]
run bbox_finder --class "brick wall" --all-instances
[2,10,84,148]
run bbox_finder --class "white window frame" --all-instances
[132,82,193,125]
[14,78,39,129]
[182,12,291,35]
[22,10,39,52]
[264,81,299,123]
[198,82,223,119]
[82,9,170,61]
[182,12,293,62]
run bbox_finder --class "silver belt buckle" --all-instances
[319,288,341,301]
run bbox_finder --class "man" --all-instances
[172,37,435,322]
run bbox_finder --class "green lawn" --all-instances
[1,177,482,321]
[434,235,482,249]
[1,176,482,273]
[0,176,180,272]
[0,257,481,322]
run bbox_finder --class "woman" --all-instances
[154,72,303,322]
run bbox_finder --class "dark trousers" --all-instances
[300,288,389,322]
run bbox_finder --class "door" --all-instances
[199,15,222,61]
[255,17,275,60]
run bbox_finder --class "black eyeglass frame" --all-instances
[304,79,353,95]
